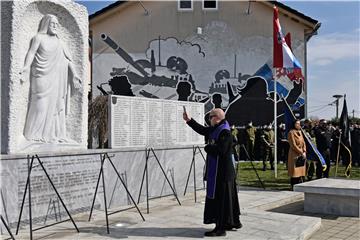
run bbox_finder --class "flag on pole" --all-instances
[273,5,304,178]
[340,95,351,146]
[285,33,292,50]
[339,95,352,176]
[283,98,327,167]
[276,32,303,80]
[273,6,302,69]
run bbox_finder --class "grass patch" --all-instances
[235,162,360,191]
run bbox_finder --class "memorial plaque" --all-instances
[148,101,164,146]
[109,95,205,148]
[111,97,131,146]
[130,98,148,146]
[163,101,178,146]
[14,155,99,222]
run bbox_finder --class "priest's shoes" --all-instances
[224,222,243,231]
[204,229,226,237]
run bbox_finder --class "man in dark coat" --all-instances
[314,120,332,178]
[277,123,289,165]
[351,124,360,166]
[183,108,241,237]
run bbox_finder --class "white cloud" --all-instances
[308,30,360,66]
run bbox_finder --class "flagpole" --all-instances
[274,70,278,178]
[335,131,342,178]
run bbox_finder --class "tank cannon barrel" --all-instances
[101,33,149,77]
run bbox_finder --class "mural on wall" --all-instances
[93,21,305,126]
[98,34,207,102]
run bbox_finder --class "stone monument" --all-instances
[1,0,89,154]
[0,1,204,233]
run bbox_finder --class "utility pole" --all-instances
[332,95,343,120]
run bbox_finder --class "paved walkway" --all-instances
[5,187,359,240]
[269,200,360,240]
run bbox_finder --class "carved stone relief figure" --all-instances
[20,14,81,143]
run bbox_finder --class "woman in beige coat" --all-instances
[287,119,306,189]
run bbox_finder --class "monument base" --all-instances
[294,178,360,217]
[0,146,205,228]
[16,135,85,154]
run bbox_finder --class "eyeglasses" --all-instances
[209,115,216,119]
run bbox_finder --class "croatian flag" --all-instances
[273,6,302,69]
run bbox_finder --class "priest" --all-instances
[183,108,241,237]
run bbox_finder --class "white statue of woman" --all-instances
[20,14,81,143]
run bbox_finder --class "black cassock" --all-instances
[187,119,241,229]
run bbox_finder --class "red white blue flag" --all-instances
[273,6,302,70]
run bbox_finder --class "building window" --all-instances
[203,0,217,10]
[178,0,193,11]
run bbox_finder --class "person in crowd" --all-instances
[331,125,341,164]
[261,124,275,171]
[231,125,239,163]
[287,119,306,190]
[303,119,315,138]
[183,108,241,237]
[303,119,316,180]
[245,121,256,160]
[253,126,263,161]
[277,123,289,165]
[231,125,240,179]
[237,127,247,161]
[314,119,332,178]
[351,124,360,167]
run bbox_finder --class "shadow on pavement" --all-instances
[268,200,340,220]
[80,226,207,238]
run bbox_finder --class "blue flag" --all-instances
[283,98,326,167]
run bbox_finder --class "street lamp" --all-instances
[332,94,343,120]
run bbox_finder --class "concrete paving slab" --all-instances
[8,188,322,240]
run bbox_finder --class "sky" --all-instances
[281,1,360,121]
[78,0,360,120]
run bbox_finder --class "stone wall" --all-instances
[0,147,205,227]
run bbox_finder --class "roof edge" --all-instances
[89,1,127,21]
[264,1,319,28]
[89,0,320,30]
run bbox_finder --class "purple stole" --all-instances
[206,121,230,199]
